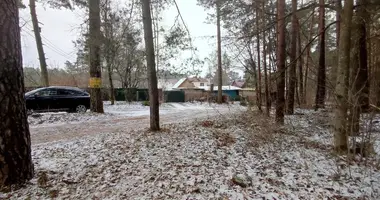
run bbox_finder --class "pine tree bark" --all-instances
[141,0,160,131]
[348,0,370,134]
[374,40,380,108]
[263,0,270,116]
[303,8,315,105]
[348,24,360,135]
[247,45,260,110]
[29,0,49,87]
[89,0,104,113]
[256,6,262,112]
[336,0,342,47]
[152,5,160,72]
[0,0,34,185]
[330,0,342,97]
[315,0,326,110]
[103,2,115,105]
[334,0,354,152]
[107,60,115,105]
[276,0,286,124]
[356,0,369,112]
[216,0,223,104]
[375,43,380,108]
[297,18,304,106]
[286,0,297,115]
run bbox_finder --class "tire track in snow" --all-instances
[30,105,245,145]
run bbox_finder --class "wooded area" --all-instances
[1,0,380,196]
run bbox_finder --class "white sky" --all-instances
[19,0,226,76]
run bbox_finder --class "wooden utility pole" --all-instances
[0,0,34,185]
[88,0,104,113]
[29,0,49,87]
[141,0,160,131]
[216,0,223,104]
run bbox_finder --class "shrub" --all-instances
[240,101,247,106]
[142,101,150,106]
[240,96,247,106]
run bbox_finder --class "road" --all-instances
[30,103,245,145]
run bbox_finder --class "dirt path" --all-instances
[30,106,243,145]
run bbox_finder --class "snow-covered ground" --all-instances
[28,101,244,126]
[4,107,379,199]
[286,108,380,158]
[28,101,246,145]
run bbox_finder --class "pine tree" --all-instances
[141,0,160,131]
[276,0,286,124]
[0,0,34,185]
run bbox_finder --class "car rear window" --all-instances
[25,88,44,96]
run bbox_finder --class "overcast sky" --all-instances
[19,0,225,76]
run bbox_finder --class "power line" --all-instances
[23,25,75,59]
[22,29,74,61]
[171,0,199,57]
[25,24,75,56]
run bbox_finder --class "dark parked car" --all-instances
[25,86,90,114]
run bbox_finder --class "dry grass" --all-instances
[235,111,290,151]
[212,130,236,147]
[37,171,48,188]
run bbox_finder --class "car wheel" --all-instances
[75,105,87,113]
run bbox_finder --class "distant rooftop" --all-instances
[198,85,241,91]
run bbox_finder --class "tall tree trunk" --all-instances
[276,0,286,124]
[29,0,48,87]
[248,48,260,111]
[375,41,380,108]
[107,63,115,104]
[104,2,115,105]
[348,0,370,134]
[348,23,360,135]
[334,0,354,152]
[330,0,342,98]
[263,0,270,116]
[304,7,315,105]
[315,0,326,110]
[88,0,104,113]
[216,0,223,104]
[356,0,369,112]
[286,0,297,114]
[151,4,160,72]
[336,0,342,47]
[256,6,262,112]
[141,0,160,131]
[0,0,34,185]
[297,18,304,106]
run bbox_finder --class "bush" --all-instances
[142,101,150,106]
[240,100,247,106]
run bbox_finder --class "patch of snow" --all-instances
[28,102,246,127]
[7,111,380,199]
